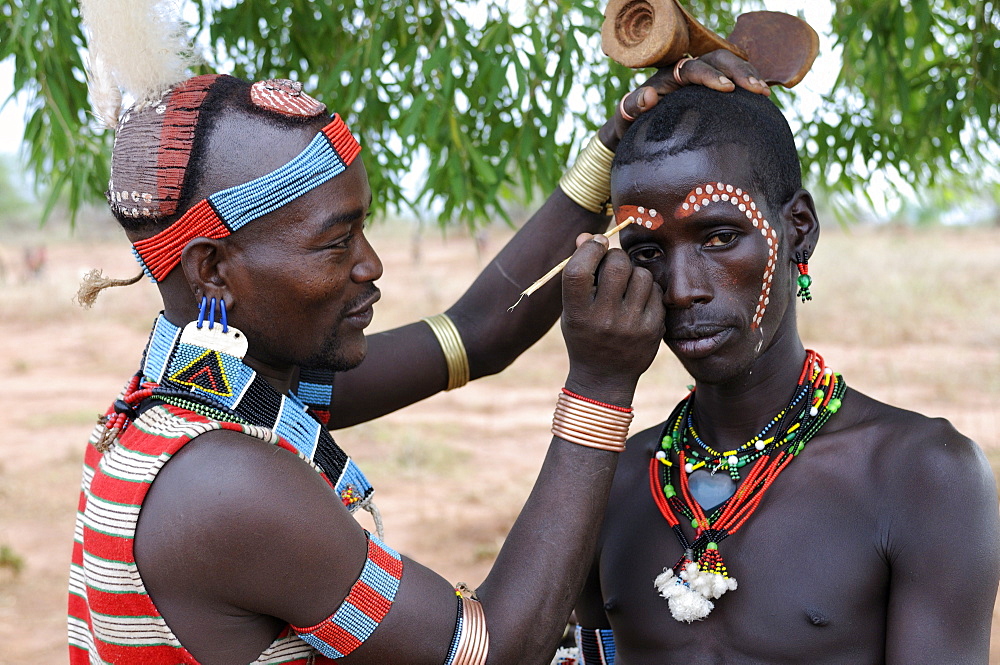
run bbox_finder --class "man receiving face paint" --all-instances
[570,86,1000,664]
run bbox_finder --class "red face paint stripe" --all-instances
[615,204,662,229]
[674,182,779,330]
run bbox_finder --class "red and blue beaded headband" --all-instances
[132,113,362,282]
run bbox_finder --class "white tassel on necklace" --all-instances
[654,560,738,623]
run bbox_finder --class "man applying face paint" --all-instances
[569,85,1000,665]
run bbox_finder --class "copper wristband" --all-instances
[551,392,632,451]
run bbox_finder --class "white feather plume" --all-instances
[79,0,197,118]
[85,54,122,130]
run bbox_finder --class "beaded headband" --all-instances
[131,114,362,281]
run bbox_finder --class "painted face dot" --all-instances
[750,202,757,210]
[694,204,701,212]
[721,194,730,202]
[650,209,658,217]
[702,199,710,206]
[739,204,746,212]
[726,185,734,193]
[706,185,714,194]
[712,194,720,202]
[682,203,690,210]
[696,187,703,195]
[645,220,652,228]
[638,206,645,213]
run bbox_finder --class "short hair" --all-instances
[613,86,802,212]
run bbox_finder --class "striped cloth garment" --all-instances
[68,402,337,664]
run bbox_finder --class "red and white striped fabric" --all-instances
[68,402,336,665]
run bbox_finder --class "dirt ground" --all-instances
[0,221,998,663]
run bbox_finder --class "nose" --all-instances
[351,233,383,283]
[660,249,713,310]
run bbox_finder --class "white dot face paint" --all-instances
[614,205,663,231]
[674,182,778,330]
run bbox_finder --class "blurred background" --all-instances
[1,0,998,661]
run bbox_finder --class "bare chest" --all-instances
[597,445,891,664]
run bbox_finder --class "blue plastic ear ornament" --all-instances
[185,296,247,359]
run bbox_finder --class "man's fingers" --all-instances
[562,236,610,306]
[592,248,634,306]
[642,280,666,334]
[698,50,771,96]
[678,58,736,92]
[575,232,608,249]
[620,87,660,122]
[622,265,654,311]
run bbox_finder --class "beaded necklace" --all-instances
[649,350,846,622]
[99,314,376,520]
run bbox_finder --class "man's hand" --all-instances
[560,234,665,407]
[599,50,770,150]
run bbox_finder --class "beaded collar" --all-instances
[134,314,374,513]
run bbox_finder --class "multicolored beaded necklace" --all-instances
[97,314,377,522]
[649,350,846,622]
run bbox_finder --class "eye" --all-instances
[627,245,663,264]
[705,231,738,247]
[326,233,353,250]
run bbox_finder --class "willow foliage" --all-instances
[0,0,997,226]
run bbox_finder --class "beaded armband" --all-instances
[575,626,616,665]
[291,532,403,659]
[132,114,361,282]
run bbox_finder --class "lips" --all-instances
[664,325,733,359]
[342,288,381,328]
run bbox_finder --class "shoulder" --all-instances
[838,389,997,521]
[146,426,335,520]
[841,389,990,478]
[621,420,665,471]
[135,426,367,614]
[601,420,666,505]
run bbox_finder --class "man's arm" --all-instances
[136,236,667,665]
[329,52,767,429]
[883,418,1000,664]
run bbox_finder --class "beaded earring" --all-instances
[794,250,813,303]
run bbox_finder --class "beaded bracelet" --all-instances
[422,314,471,391]
[561,388,634,413]
[557,400,635,428]
[551,391,633,451]
[559,134,616,213]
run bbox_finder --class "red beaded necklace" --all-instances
[649,350,846,622]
